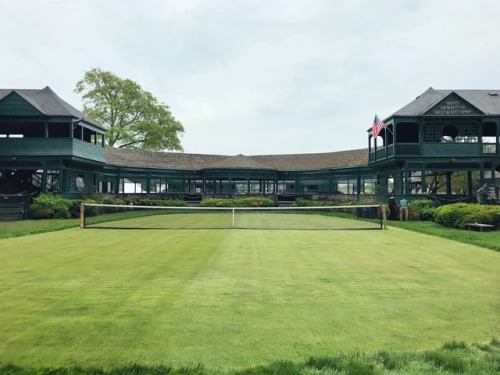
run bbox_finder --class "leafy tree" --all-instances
[426,172,446,195]
[75,68,184,151]
[426,171,479,195]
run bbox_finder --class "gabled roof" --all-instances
[205,154,275,170]
[390,88,500,118]
[0,86,104,130]
[105,147,369,172]
[0,87,79,116]
[12,91,45,113]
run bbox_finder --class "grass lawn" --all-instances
[387,219,500,252]
[0,218,499,372]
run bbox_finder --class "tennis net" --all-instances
[80,203,383,230]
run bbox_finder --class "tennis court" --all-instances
[83,204,382,230]
[0,219,498,369]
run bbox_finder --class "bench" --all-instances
[465,223,495,232]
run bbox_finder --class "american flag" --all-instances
[372,114,385,138]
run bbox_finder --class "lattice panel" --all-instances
[67,170,93,192]
[423,121,480,143]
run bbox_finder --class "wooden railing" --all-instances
[0,138,105,163]
[369,141,497,161]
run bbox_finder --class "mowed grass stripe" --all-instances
[0,229,224,365]
[0,226,498,369]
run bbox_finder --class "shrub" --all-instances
[67,200,83,218]
[200,197,275,207]
[158,199,187,207]
[434,203,500,229]
[28,193,71,219]
[81,199,102,217]
[72,197,188,217]
[82,185,100,201]
[410,199,437,221]
[29,205,55,220]
[294,198,337,207]
[119,197,187,207]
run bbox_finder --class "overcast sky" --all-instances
[1,0,499,156]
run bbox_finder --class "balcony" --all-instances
[369,141,497,162]
[0,138,106,163]
[421,143,482,157]
[369,144,394,162]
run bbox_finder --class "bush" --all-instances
[294,198,338,207]
[29,205,55,220]
[122,197,187,207]
[28,195,189,220]
[409,199,437,221]
[67,200,83,218]
[200,197,275,207]
[293,198,372,207]
[434,203,500,229]
[29,193,71,219]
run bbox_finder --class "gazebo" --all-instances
[369,88,500,203]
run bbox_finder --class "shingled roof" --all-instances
[252,149,368,170]
[106,147,369,171]
[390,88,500,118]
[205,154,275,169]
[0,86,104,129]
[105,148,225,170]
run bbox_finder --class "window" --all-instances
[442,124,458,142]
[76,175,85,192]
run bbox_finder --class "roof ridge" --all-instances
[204,154,274,169]
[38,86,84,117]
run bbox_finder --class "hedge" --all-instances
[28,194,187,220]
[434,203,500,229]
[408,199,437,221]
[200,197,275,207]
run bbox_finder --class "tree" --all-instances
[75,68,184,151]
[426,172,446,195]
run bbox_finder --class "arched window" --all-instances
[441,124,459,142]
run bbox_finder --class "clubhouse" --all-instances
[0,87,499,204]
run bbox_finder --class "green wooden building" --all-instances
[369,88,499,201]
[1,86,499,207]
[0,87,106,199]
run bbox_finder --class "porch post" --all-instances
[467,171,473,196]
[446,171,452,195]
[41,167,47,193]
[421,165,427,195]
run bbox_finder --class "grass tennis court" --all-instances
[83,206,382,230]
[0,215,499,371]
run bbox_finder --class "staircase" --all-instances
[0,194,32,222]
[0,203,23,221]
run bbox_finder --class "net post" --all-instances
[80,203,85,229]
[232,208,235,228]
[381,204,388,230]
